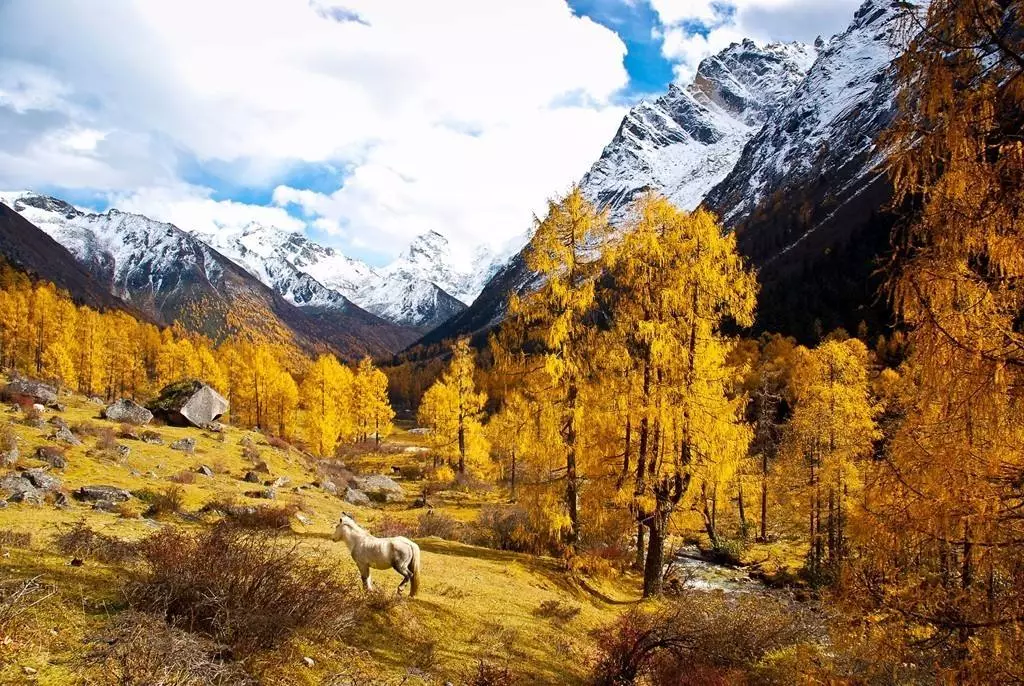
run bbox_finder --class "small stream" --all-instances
[669,546,764,593]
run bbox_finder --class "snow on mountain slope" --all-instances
[581,39,817,222]
[0,191,419,357]
[705,0,907,227]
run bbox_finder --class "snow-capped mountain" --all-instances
[581,39,817,221]
[0,191,419,358]
[421,0,911,347]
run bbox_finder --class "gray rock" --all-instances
[50,426,81,446]
[23,468,60,491]
[343,487,372,507]
[147,380,229,427]
[53,492,69,508]
[0,473,35,497]
[92,500,120,512]
[87,396,105,405]
[114,444,130,458]
[354,475,406,503]
[170,437,196,453]
[102,399,153,426]
[201,421,224,433]
[252,460,270,474]
[244,487,276,500]
[140,431,163,445]
[271,476,290,488]
[322,480,338,495]
[3,378,57,405]
[47,416,68,430]
[197,465,214,477]
[1,448,18,466]
[75,485,131,503]
[35,447,66,469]
[51,403,66,412]
[8,488,42,504]
[242,471,261,483]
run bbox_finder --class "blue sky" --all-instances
[0,0,861,266]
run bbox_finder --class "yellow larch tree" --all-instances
[354,357,394,445]
[499,185,612,549]
[418,338,488,474]
[300,353,354,458]
[604,195,757,596]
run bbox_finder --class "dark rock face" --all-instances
[103,399,153,426]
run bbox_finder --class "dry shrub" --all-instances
[140,429,163,444]
[170,470,197,485]
[373,516,416,538]
[224,504,297,530]
[141,486,185,518]
[124,524,358,655]
[73,420,102,437]
[0,530,31,548]
[452,470,493,493]
[242,443,261,462]
[590,593,824,686]
[21,405,42,425]
[417,510,467,540]
[265,435,290,451]
[84,610,255,686]
[0,423,17,452]
[118,423,139,440]
[54,521,139,563]
[398,464,425,481]
[467,661,518,686]
[35,444,66,465]
[95,427,119,452]
[533,599,581,625]
[474,505,558,555]
[0,576,55,640]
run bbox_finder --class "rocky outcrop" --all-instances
[2,378,57,406]
[148,380,228,428]
[353,475,405,504]
[103,399,153,425]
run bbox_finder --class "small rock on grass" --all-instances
[197,465,213,477]
[302,657,314,668]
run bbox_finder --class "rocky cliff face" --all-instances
[581,39,816,221]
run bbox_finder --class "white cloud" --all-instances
[111,184,306,236]
[651,0,861,80]
[0,0,629,260]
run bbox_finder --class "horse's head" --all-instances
[333,512,358,543]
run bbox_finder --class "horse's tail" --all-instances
[410,543,422,598]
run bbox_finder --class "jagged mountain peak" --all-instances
[580,37,817,222]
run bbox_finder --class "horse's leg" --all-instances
[358,562,372,591]
[393,560,412,595]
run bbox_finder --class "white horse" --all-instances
[333,513,422,597]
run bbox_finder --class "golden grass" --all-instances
[0,386,639,685]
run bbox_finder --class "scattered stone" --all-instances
[114,444,130,459]
[87,396,105,405]
[147,380,229,427]
[8,489,43,504]
[302,657,315,668]
[270,476,290,488]
[343,487,372,507]
[75,485,131,503]
[3,378,57,406]
[47,415,69,430]
[354,475,406,504]
[92,500,120,513]
[22,666,37,676]
[242,471,261,483]
[32,403,45,414]
[244,487,276,500]
[118,425,140,440]
[252,461,271,474]
[102,399,153,426]
[51,403,66,413]
[1,447,18,466]
[322,480,338,495]
[35,447,66,469]
[53,492,69,508]
[295,513,310,525]
[197,465,214,477]
[140,431,163,445]
[170,437,196,453]
[23,468,60,491]
[69,559,83,567]
[146,471,158,479]
[50,426,81,447]
[201,421,224,433]
[0,473,37,498]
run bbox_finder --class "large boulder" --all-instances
[103,399,153,426]
[147,380,229,427]
[2,378,57,406]
[50,426,81,446]
[23,468,61,491]
[343,487,372,507]
[353,475,405,504]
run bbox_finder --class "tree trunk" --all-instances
[642,512,665,597]
[738,479,748,539]
[760,455,769,542]
[457,420,466,473]
[509,448,517,503]
[565,380,580,549]
[635,521,646,570]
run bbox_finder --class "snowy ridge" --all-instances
[705,0,907,224]
[581,39,817,222]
